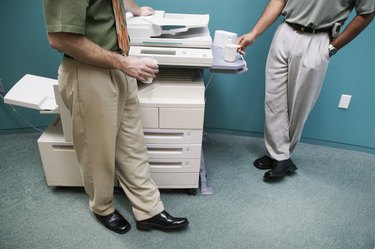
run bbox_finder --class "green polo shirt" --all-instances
[282,0,375,29]
[42,0,119,52]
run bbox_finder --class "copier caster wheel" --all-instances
[186,189,197,196]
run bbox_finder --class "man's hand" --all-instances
[330,12,374,50]
[236,32,257,55]
[118,56,158,82]
[124,0,154,16]
[139,6,154,16]
[236,0,286,56]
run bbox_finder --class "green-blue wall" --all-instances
[1,1,374,152]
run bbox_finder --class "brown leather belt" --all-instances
[285,21,331,34]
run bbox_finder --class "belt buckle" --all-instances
[293,24,304,33]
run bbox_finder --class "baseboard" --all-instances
[0,127,45,135]
[204,128,375,154]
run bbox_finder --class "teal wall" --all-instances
[0,1,374,152]
[0,1,60,131]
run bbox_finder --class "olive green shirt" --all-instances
[282,0,375,29]
[42,0,119,51]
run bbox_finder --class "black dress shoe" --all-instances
[254,155,276,170]
[136,210,189,231]
[94,210,131,234]
[263,159,297,181]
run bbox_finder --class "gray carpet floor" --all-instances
[0,132,374,249]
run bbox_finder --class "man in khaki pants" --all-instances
[41,0,188,234]
[237,0,374,181]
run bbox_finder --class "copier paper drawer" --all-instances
[149,158,201,173]
[147,144,201,159]
[37,124,83,186]
[144,129,203,144]
[38,121,119,187]
[38,140,83,186]
[151,172,199,189]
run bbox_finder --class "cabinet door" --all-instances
[160,108,204,129]
[140,107,159,128]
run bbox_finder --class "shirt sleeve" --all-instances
[41,0,90,34]
[355,0,375,15]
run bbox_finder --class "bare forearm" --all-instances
[47,32,159,82]
[123,0,141,16]
[237,0,286,54]
[251,0,286,38]
[331,12,374,50]
[48,32,122,70]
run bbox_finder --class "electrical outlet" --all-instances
[0,79,4,93]
[338,94,352,109]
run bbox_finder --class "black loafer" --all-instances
[94,210,131,234]
[136,210,189,231]
[254,155,276,170]
[263,159,297,181]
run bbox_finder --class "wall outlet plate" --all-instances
[338,94,352,109]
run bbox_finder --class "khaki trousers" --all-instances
[264,22,331,161]
[58,58,164,221]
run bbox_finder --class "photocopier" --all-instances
[5,10,246,195]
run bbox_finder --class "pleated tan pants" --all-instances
[58,57,164,221]
[264,22,331,161]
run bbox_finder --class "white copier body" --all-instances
[5,11,213,191]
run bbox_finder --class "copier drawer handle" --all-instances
[147,147,184,155]
[149,162,183,169]
[144,132,184,139]
[52,145,75,151]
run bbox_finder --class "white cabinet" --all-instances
[138,69,205,189]
[34,69,206,190]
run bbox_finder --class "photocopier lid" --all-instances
[126,11,212,49]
